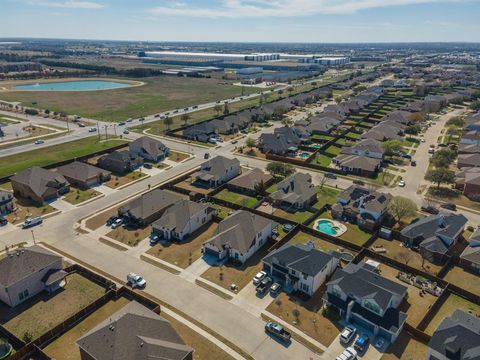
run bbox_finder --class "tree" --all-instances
[431,148,456,168]
[223,103,230,115]
[387,196,418,224]
[425,168,455,189]
[398,250,413,266]
[266,162,295,178]
[405,124,421,135]
[318,174,328,189]
[382,140,403,155]
[181,113,190,126]
[245,137,256,149]
[164,116,173,132]
[287,86,294,94]
[446,116,464,128]
[278,89,284,96]
[470,101,480,111]
[254,179,267,196]
[213,104,222,116]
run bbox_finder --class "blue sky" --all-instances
[1,0,480,42]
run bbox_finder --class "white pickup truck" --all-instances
[127,273,146,289]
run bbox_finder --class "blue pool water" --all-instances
[316,219,338,236]
[15,80,132,91]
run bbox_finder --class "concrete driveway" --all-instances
[231,282,274,317]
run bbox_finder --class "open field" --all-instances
[201,240,275,292]
[147,222,218,269]
[0,136,127,178]
[266,287,342,347]
[0,273,105,340]
[43,297,130,360]
[424,293,480,335]
[0,76,258,122]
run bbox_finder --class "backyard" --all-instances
[175,178,214,195]
[0,136,127,178]
[272,207,314,224]
[0,273,105,341]
[201,240,275,292]
[266,287,342,347]
[381,332,428,360]
[147,222,218,269]
[213,189,258,208]
[424,293,480,335]
[443,266,480,296]
[313,186,341,210]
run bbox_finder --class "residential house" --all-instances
[464,112,480,126]
[97,151,143,174]
[331,185,392,231]
[333,154,382,178]
[76,301,193,360]
[458,143,480,154]
[464,122,480,132]
[362,123,403,141]
[151,200,215,241]
[0,189,15,215]
[118,189,183,228]
[340,138,385,160]
[427,309,480,360]
[56,161,111,189]
[400,213,468,265]
[129,136,169,162]
[262,243,341,296]
[455,167,480,201]
[457,153,480,169]
[323,261,408,344]
[460,130,480,145]
[227,167,273,196]
[303,116,340,135]
[258,127,304,155]
[0,245,66,307]
[11,166,70,205]
[459,228,480,274]
[424,95,447,112]
[193,156,240,188]
[270,173,317,210]
[203,210,274,264]
[183,121,216,142]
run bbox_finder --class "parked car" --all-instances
[126,118,133,122]
[118,122,126,126]
[354,334,370,354]
[89,127,97,132]
[256,276,273,294]
[149,233,160,246]
[231,140,238,144]
[353,179,365,186]
[0,217,8,227]
[270,282,282,296]
[123,130,129,134]
[204,153,210,159]
[264,321,291,342]
[106,216,118,226]
[208,138,217,144]
[22,216,43,229]
[127,273,146,289]
[253,271,267,285]
[34,139,44,145]
[410,160,417,166]
[340,326,356,344]
[143,163,153,169]
[440,203,457,211]
[111,218,123,229]
[325,172,337,179]
[78,123,85,127]
[421,205,439,215]
[336,347,357,360]
[398,180,406,187]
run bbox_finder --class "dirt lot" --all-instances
[106,225,152,247]
[379,262,438,328]
[266,287,342,347]
[372,238,443,276]
[104,171,148,189]
[0,273,105,340]
[201,240,275,293]
[5,198,56,225]
[381,331,428,360]
[147,222,218,269]
[43,297,130,360]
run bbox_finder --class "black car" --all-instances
[440,203,457,211]
[411,160,417,166]
[106,216,118,226]
[144,163,153,169]
[0,217,7,227]
[256,276,273,294]
[421,206,439,215]
[353,179,365,186]
[325,172,337,179]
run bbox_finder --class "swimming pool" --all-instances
[316,219,339,236]
[15,80,133,91]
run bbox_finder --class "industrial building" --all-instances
[144,51,280,62]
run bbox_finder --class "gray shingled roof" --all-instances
[204,210,273,255]
[401,213,467,242]
[11,166,68,199]
[0,245,62,287]
[57,161,111,183]
[271,173,316,205]
[428,310,480,360]
[152,199,211,232]
[227,168,272,191]
[194,156,240,182]
[76,301,193,360]
[263,243,341,277]
[119,190,183,221]
[130,136,167,159]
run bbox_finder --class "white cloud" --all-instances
[149,0,463,18]
[25,0,105,9]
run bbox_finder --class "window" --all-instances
[18,292,24,301]
[24,289,29,298]
[364,301,380,314]
[301,283,309,292]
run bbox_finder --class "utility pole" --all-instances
[31,230,36,244]
[97,122,100,140]
[104,125,108,140]
[113,124,117,137]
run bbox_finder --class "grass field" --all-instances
[0,77,258,122]
[0,136,127,178]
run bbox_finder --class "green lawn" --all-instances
[214,189,258,208]
[325,145,341,156]
[0,137,127,178]
[310,154,332,167]
[273,208,314,224]
[313,186,341,209]
[313,211,372,246]
[63,188,102,205]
